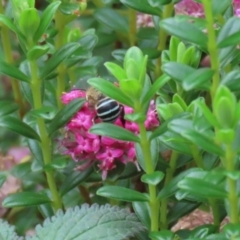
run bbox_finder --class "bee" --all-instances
[86,87,125,125]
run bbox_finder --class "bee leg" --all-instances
[119,105,125,127]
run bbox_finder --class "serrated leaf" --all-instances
[33,1,61,42]
[97,186,149,202]
[48,98,85,135]
[0,116,40,141]
[0,60,30,82]
[39,42,81,79]
[0,219,22,240]
[89,123,140,143]
[2,192,52,207]
[27,204,145,240]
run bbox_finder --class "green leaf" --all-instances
[197,101,220,127]
[0,173,7,188]
[30,204,145,240]
[0,14,25,40]
[60,167,93,196]
[19,8,40,38]
[178,177,228,199]
[59,2,79,15]
[33,1,61,42]
[182,68,213,90]
[39,42,80,79]
[0,100,19,116]
[217,17,240,48]
[120,0,162,16]
[212,0,231,16]
[27,45,50,61]
[120,79,142,100]
[2,192,52,207]
[142,74,170,104]
[169,36,181,61]
[221,70,240,91]
[135,136,159,171]
[0,60,30,82]
[97,186,149,202]
[223,223,240,239]
[94,8,129,33]
[27,139,43,163]
[0,219,21,240]
[182,130,224,156]
[162,62,194,83]
[89,123,140,143]
[0,116,40,140]
[167,201,200,226]
[87,77,134,107]
[150,120,169,140]
[104,62,127,82]
[141,171,164,186]
[132,201,151,229]
[29,106,57,121]
[158,168,203,199]
[160,18,208,49]
[44,157,68,171]
[149,230,175,240]
[48,98,85,135]
[168,119,193,135]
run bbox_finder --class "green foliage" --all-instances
[1,0,240,239]
[27,204,145,240]
[0,219,22,240]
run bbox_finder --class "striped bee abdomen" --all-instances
[96,97,121,122]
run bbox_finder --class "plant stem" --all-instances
[54,9,66,109]
[190,144,204,168]
[138,122,159,232]
[202,0,220,99]
[29,60,62,211]
[155,2,174,78]
[209,199,220,227]
[225,144,238,223]
[160,150,178,229]
[0,1,26,118]
[128,8,136,46]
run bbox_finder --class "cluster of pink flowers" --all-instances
[174,0,204,18]
[60,89,159,180]
[175,0,240,18]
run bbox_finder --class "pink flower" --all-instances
[175,0,204,18]
[175,0,240,18]
[59,89,159,180]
